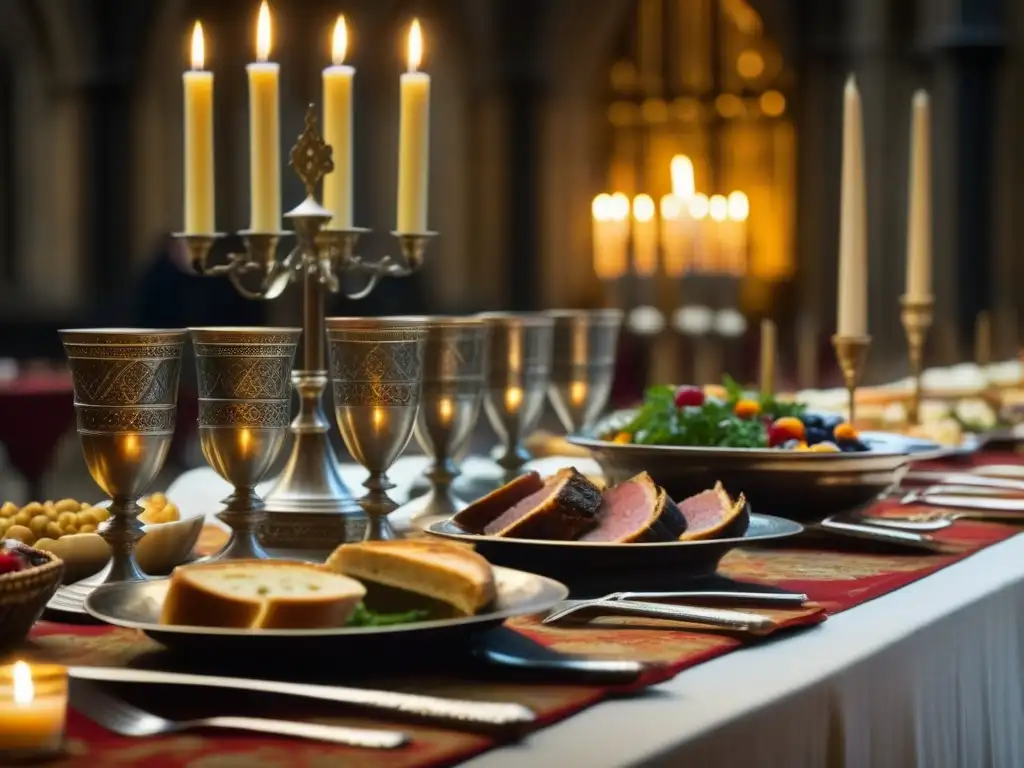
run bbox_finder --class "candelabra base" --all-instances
[258,429,367,550]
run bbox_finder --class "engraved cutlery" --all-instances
[543,598,778,635]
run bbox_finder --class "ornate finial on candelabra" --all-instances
[289,103,334,197]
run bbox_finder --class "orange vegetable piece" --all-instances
[612,431,632,444]
[833,422,859,441]
[734,399,761,419]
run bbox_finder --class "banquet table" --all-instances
[159,456,1024,768]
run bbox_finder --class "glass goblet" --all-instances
[546,309,623,433]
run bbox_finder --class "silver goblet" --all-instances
[60,328,186,583]
[398,317,489,526]
[190,327,301,560]
[478,312,554,478]
[546,309,623,433]
[325,318,427,541]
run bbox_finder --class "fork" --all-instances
[69,679,408,749]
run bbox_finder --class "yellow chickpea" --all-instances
[43,503,59,521]
[0,518,9,536]
[0,502,18,518]
[54,499,79,514]
[163,502,180,522]
[45,521,64,539]
[28,515,50,538]
[92,507,110,522]
[78,524,97,534]
[12,510,31,527]
[148,492,167,508]
[79,502,91,511]
[21,501,43,517]
[5,525,34,544]
[57,511,78,529]
[77,510,99,527]
[62,523,77,536]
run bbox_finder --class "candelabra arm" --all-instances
[900,295,934,425]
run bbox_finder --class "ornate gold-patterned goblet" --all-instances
[190,327,301,560]
[478,313,554,477]
[546,309,623,433]
[397,317,489,526]
[60,328,187,583]
[325,318,427,541]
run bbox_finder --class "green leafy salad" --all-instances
[348,603,430,627]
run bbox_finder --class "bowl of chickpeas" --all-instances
[0,493,205,583]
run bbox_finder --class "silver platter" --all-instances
[85,566,567,655]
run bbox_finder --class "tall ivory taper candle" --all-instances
[905,90,931,301]
[247,1,281,232]
[837,75,867,337]
[323,16,354,228]
[632,194,657,277]
[397,19,430,233]
[183,22,214,234]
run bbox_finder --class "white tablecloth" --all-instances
[167,462,1024,768]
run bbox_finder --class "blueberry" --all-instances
[821,413,844,430]
[805,427,829,445]
[801,413,824,428]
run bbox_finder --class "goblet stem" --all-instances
[212,486,269,561]
[495,442,532,474]
[360,471,400,541]
[401,457,466,526]
[100,497,147,583]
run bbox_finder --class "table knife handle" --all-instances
[202,717,408,749]
[595,601,776,635]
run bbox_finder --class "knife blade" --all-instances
[544,599,777,635]
[815,518,952,552]
[68,667,535,731]
[904,471,1024,492]
[905,492,1024,513]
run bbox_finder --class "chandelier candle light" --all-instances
[833,75,871,425]
[900,90,934,425]
[176,5,436,549]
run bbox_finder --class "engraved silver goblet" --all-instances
[325,318,427,541]
[190,327,301,560]
[396,317,489,526]
[60,328,186,584]
[478,313,554,478]
[546,309,623,433]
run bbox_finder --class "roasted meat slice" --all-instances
[579,472,688,542]
[676,482,749,541]
[483,468,602,540]
[451,471,546,533]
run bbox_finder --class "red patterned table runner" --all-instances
[13,451,1024,767]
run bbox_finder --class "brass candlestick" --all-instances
[900,295,934,425]
[174,105,435,550]
[831,334,871,425]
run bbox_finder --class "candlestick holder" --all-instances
[831,334,872,425]
[175,104,435,550]
[899,295,934,425]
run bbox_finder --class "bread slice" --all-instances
[160,560,366,630]
[326,540,496,616]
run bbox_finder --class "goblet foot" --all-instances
[493,442,533,474]
[100,497,148,583]
[212,488,269,561]
[395,486,467,531]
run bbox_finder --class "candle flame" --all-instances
[372,407,385,430]
[689,193,709,220]
[609,192,630,222]
[191,22,205,70]
[709,194,728,222]
[438,397,453,424]
[569,381,588,407]
[332,15,348,66]
[727,191,749,222]
[670,155,695,200]
[256,1,272,62]
[407,19,423,72]
[591,193,612,221]
[13,661,33,705]
[660,194,681,220]
[632,194,655,223]
[505,386,523,412]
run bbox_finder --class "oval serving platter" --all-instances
[85,565,568,656]
[425,512,802,594]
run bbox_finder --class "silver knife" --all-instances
[68,667,535,730]
[903,492,1024,513]
[816,518,949,551]
[608,590,808,606]
[543,599,777,635]
[904,471,1024,492]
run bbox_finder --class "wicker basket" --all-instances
[0,550,64,652]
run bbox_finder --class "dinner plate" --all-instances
[424,513,802,594]
[84,566,568,656]
[568,433,911,522]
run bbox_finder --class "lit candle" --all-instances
[591,193,620,280]
[247,1,281,232]
[837,75,867,337]
[397,19,430,233]
[631,194,657,277]
[905,90,931,301]
[708,194,728,273]
[0,662,67,754]
[670,155,695,202]
[608,192,631,277]
[183,22,214,235]
[759,318,777,396]
[323,16,354,229]
[689,193,710,273]
[660,194,685,277]
[726,191,749,276]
